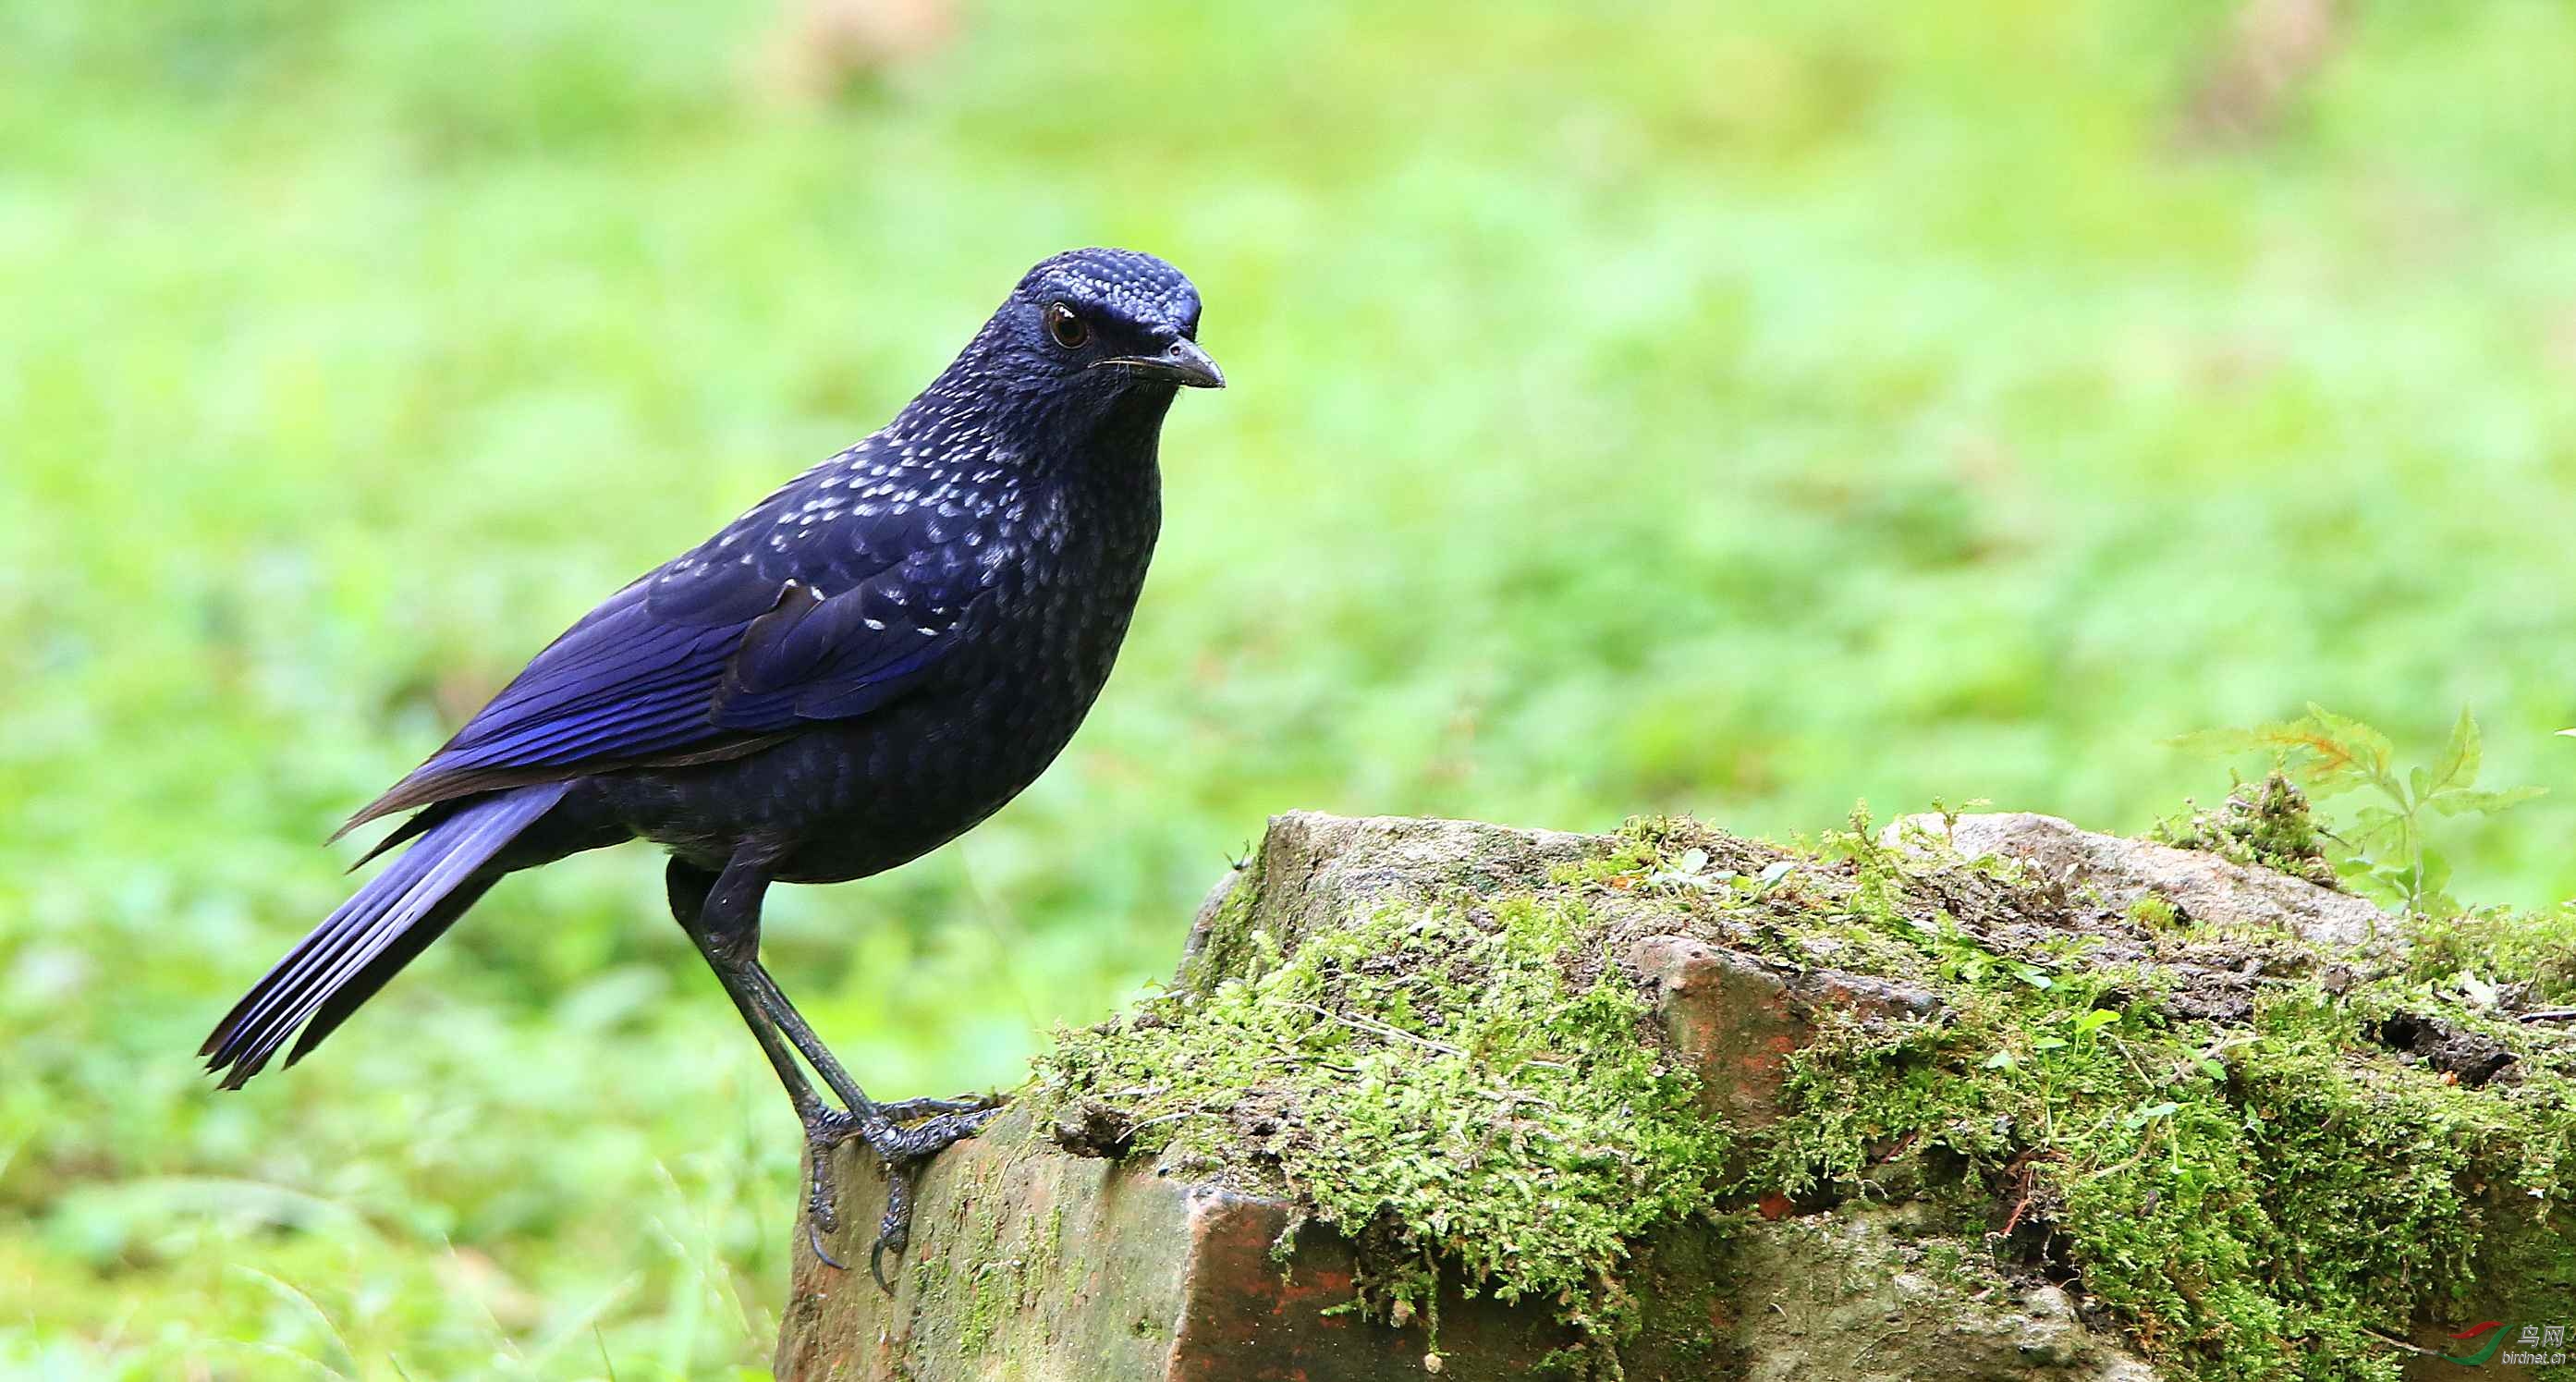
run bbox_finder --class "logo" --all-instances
[2443,1321,2571,1366]
[2447,1323,2507,1365]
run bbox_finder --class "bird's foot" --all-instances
[873,1092,1008,1123]
[800,1092,1010,1288]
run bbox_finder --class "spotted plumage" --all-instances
[202,248,1222,1277]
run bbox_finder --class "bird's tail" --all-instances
[201,782,572,1088]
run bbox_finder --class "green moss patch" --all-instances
[2152,771,2342,890]
[1033,890,1728,1360]
[1669,813,2576,1381]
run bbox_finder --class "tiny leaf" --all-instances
[2432,707,2480,792]
[2426,786,2545,817]
[2304,703,2395,776]
[2346,805,2406,848]
[2420,847,2453,897]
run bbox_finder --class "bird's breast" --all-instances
[630,470,1161,883]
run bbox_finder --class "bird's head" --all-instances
[904,248,1221,466]
[934,248,1221,432]
[1003,247,1221,392]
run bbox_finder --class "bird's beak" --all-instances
[1098,337,1226,389]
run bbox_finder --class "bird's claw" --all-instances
[861,1105,1001,1292]
[809,1219,847,1271]
[803,1104,861,1241]
[801,1094,1008,1290]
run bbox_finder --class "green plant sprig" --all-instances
[2174,705,2542,917]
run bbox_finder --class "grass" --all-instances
[3,0,2573,1375]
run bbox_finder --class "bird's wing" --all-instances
[336,467,1006,837]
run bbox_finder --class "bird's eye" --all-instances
[1044,302,1089,350]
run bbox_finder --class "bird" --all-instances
[201,247,1223,1282]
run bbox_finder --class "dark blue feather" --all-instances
[204,783,571,1086]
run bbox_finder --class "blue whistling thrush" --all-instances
[201,248,1224,1282]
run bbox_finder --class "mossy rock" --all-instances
[782,811,2576,1381]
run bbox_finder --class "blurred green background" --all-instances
[5,0,2574,1375]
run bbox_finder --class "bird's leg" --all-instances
[668,857,1001,1286]
[731,956,1006,1123]
[665,860,830,1124]
[668,861,857,1266]
[726,943,1002,1282]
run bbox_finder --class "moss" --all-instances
[2128,891,2181,932]
[945,1159,1013,1359]
[1544,836,1659,888]
[2152,772,2341,890]
[2400,902,2576,1005]
[1722,821,2576,1382]
[1032,889,1729,1368]
[1173,850,1267,994]
[1547,811,2576,1376]
[2044,993,2576,1377]
[951,1195,1065,1364]
[884,1134,1074,1372]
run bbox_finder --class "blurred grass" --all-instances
[4,0,2574,1375]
